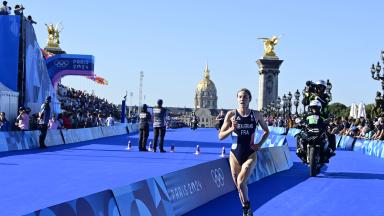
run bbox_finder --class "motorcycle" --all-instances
[296,121,329,177]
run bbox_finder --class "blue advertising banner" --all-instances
[338,136,355,150]
[112,177,174,216]
[251,148,276,181]
[46,54,95,87]
[0,131,39,152]
[353,138,365,152]
[162,158,235,216]
[0,16,20,91]
[26,190,120,216]
[24,20,61,114]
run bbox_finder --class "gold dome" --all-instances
[196,64,217,92]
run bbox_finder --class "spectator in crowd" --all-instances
[85,112,95,127]
[0,1,11,15]
[152,99,167,153]
[15,107,29,131]
[71,113,79,128]
[215,109,225,130]
[38,96,51,149]
[96,113,105,127]
[14,4,24,15]
[106,114,114,126]
[62,112,72,129]
[48,114,63,130]
[0,112,10,131]
[371,118,384,140]
[27,15,36,24]
[56,84,120,128]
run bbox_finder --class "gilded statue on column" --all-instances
[258,36,279,57]
[45,22,63,48]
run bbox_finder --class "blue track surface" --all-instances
[186,146,384,216]
[1,128,384,216]
[0,128,230,216]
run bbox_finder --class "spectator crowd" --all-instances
[0,84,120,131]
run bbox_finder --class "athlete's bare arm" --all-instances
[218,110,236,140]
[251,111,270,151]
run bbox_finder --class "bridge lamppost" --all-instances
[287,91,292,116]
[326,79,333,101]
[281,94,286,117]
[266,104,271,116]
[371,50,384,94]
[276,96,281,117]
[294,89,300,115]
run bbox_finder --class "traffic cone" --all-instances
[148,141,152,152]
[126,140,132,150]
[170,144,175,152]
[194,145,200,155]
[220,146,226,157]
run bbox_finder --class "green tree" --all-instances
[328,103,349,118]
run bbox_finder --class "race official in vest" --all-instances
[152,99,167,152]
[139,104,151,151]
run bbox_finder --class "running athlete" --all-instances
[219,88,269,216]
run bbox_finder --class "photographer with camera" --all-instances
[302,80,331,114]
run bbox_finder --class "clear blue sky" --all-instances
[20,0,384,109]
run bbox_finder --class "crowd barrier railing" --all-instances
[0,130,40,152]
[0,124,139,153]
[25,144,293,216]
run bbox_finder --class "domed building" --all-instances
[195,64,217,109]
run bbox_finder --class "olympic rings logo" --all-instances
[211,168,224,188]
[54,60,70,68]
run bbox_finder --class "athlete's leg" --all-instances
[237,153,257,205]
[229,152,242,203]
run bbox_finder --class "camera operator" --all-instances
[302,80,331,116]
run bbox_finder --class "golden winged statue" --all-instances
[45,22,64,48]
[257,36,279,57]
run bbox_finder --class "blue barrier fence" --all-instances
[283,128,384,160]
[25,144,292,216]
[0,123,138,153]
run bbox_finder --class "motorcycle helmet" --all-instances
[157,99,163,106]
[315,80,327,93]
[142,104,148,111]
[309,100,322,113]
[315,80,326,88]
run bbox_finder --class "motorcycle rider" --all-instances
[296,100,334,163]
[302,80,336,158]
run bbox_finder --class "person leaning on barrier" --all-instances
[106,114,114,126]
[38,96,51,149]
[0,112,10,131]
[14,4,24,15]
[27,15,36,24]
[15,106,30,131]
[138,104,151,151]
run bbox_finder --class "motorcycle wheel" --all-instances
[309,146,317,177]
